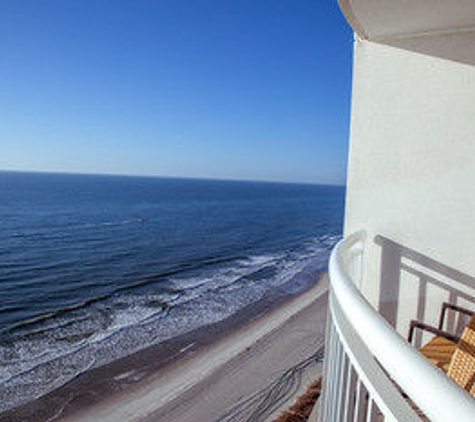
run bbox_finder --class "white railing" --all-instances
[319,231,475,422]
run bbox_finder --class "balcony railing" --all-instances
[319,231,475,422]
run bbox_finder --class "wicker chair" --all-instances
[409,303,475,394]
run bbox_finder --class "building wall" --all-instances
[344,32,475,337]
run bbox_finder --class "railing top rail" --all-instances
[329,231,475,422]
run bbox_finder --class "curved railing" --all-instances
[320,231,475,422]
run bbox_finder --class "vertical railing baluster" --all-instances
[366,398,380,422]
[343,363,356,421]
[322,321,336,422]
[353,379,361,422]
[328,326,340,422]
[321,309,334,422]
[333,340,343,422]
[336,351,350,422]
[327,313,335,420]
[354,380,367,422]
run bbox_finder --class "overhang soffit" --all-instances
[339,0,475,41]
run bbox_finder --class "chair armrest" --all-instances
[408,320,460,344]
[439,302,474,330]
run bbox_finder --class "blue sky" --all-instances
[0,0,353,185]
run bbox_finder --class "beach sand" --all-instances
[65,276,328,422]
[1,275,328,422]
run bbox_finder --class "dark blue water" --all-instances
[0,171,344,412]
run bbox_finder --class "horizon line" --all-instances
[0,168,346,188]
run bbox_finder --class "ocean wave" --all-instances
[0,234,339,413]
[5,218,146,235]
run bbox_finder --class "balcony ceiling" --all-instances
[339,0,475,41]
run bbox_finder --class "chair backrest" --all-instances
[447,315,475,394]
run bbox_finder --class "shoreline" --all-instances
[144,278,328,422]
[1,273,328,422]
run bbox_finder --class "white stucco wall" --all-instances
[344,32,475,336]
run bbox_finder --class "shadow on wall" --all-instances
[381,31,475,68]
[374,235,475,347]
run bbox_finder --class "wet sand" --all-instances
[143,283,328,422]
[1,274,328,422]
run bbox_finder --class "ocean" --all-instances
[0,171,344,414]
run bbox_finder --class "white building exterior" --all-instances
[320,1,475,420]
